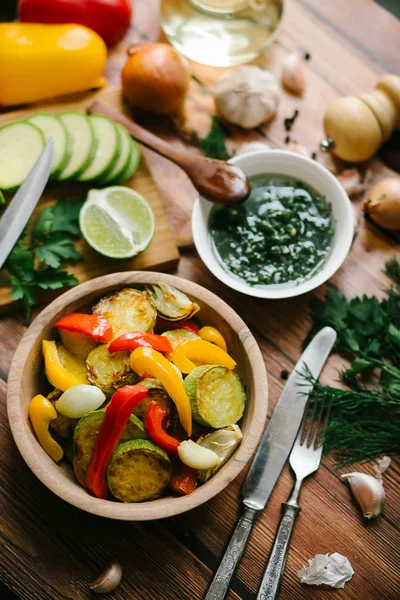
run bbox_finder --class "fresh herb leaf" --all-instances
[51,200,82,236]
[385,256,400,286]
[200,115,231,161]
[4,241,34,278]
[34,268,78,290]
[35,236,81,269]
[32,205,55,242]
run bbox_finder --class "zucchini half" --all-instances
[107,439,172,502]
[73,408,146,476]
[184,365,246,428]
[93,288,157,338]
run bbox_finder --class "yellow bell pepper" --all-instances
[130,347,192,436]
[171,339,236,374]
[198,326,228,352]
[42,340,88,392]
[0,23,107,107]
[29,394,63,462]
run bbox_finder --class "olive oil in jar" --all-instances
[160,0,284,67]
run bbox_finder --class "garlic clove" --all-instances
[282,53,306,95]
[178,439,220,470]
[341,472,385,519]
[90,560,122,594]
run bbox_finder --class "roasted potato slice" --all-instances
[133,378,173,424]
[107,439,172,502]
[146,283,200,321]
[86,343,138,396]
[59,329,99,360]
[93,288,157,337]
[161,328,200,360]
[73,409,146,475]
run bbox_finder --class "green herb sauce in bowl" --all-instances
[209,175,334,289]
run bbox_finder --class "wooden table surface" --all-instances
[1,1,399,599]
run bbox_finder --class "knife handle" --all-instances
[256,502,301,600]
[204,506,258,600]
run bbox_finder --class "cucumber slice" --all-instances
[78,115,120,182]
[107,439,171,502]
[184,365,246,428]
[26,113,72,178]
[101,123,132,184]
[113,139,141,184]
[57,112,96,181]
[0,122,45,190]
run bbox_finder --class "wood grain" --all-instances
[0,0,400,599]
[0,88,180,315]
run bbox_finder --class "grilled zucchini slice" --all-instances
[107,439,172,502]
[59,329,99,360]
[86,343,138,396]
[161,328,200,360]
[93,288,157,337]
[184,365,246,428]
[73,409,146,475]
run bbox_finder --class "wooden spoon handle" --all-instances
[88,101,191,167]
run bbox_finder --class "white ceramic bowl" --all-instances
[192,150,354,299]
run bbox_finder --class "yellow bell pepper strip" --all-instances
[0,23,107,107]
[29,394,64,462]
[171,339,236,374]
[42,340,88,392]
[198,326,228,352]
[130,347,192,436]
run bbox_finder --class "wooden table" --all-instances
[1,1,399,599]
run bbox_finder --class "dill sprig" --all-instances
[303,257,400,465]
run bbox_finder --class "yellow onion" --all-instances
[121,43,190,123]
[362,177,400,230]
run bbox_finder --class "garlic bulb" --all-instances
[282,53,306,95]
[341,456,391,519]
[214,66,280,129]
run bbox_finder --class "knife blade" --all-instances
[0,138,54,270]
[204,326,337,600]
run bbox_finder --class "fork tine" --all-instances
[302,397,319,447]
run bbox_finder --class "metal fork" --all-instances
[256,396,332,600]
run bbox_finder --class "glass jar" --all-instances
[161,0,284,67]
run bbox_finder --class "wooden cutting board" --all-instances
[0,87,180,315]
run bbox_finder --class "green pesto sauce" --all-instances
[209,174,334,288]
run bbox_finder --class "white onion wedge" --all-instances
[55,384,106,418]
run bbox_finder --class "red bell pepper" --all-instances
[108,331,173,354]
[155,317,200,335]
[18,0,132,46]
[54,313,113,342]
[145,401,180,455]
[170,464,198,496]
[86,384,148,499]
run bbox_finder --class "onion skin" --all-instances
[121,43,190,121]
[362,177,400,230]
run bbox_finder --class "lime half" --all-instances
[80,186,155,259]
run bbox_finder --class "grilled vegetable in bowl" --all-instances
[28,281,250,503]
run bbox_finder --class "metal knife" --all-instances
[0,137,54,270]
[204,326,337,600]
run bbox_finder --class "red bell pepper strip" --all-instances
[54,313,113,342]
[145,401,181,455]
[108,331,173,354]
[170,464,198,496]
[155,317,200,335]
[86,384,148,499]
[18,0,132,46]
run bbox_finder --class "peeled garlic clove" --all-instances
[90,560,122,594]
[282,53,306,95]
[341,472,385,519]
[178,439,220,470]
[235,141,271,155]
[362,177,400,230]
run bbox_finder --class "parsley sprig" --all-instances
[0,200,82,319]
[199,115,231,161]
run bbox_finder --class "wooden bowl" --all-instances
[7,272,268,520]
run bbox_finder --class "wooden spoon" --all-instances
[88,102,250,205]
